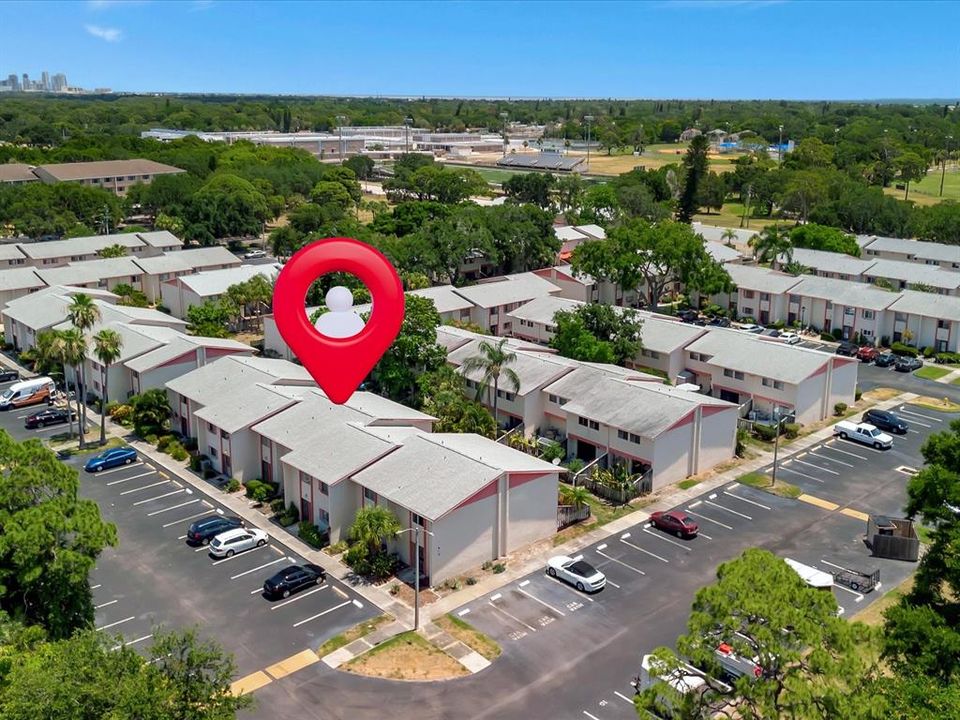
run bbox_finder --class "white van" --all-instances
[0,377,56,410]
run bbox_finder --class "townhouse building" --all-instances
[0,245,27,268]
[0,267,45,306]
[132,247,241,302]
[861,258,960,296]
[787,275,899,342]
[884,291,960,353]
[2,285,121,351]
[31,159,185,197]
[532,265,598,303]
[16,231,181,268]
[860,235,960,270]
[710,263,802,325]
[782,248,878,281]
[34,256,146,292]
[449,272,561,336]
[160,263,283,319]
[683,328,857,425]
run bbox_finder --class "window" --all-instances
[629,433,642,444]
[724,369,744,380]
[363,487,377,503]
[617,429,628,440]
[207,422,215,432]
[742,290,755,299]
[844,307,855,316]
[741,307,754,317]
[412,513,425,527]
[825,301,833,310]
[724,368,734,378]
[578,416,588,427]
[895,312,907,322]
[318,481,329,496]
[938,319,950,330]
[760,292,770,302]
[208,446,218,459]
[861,309,875,320]
[548,393,560,404]
[317,508,330,525]
[220,429,229,439]
[789,294,801,303]
[588,420,599,431]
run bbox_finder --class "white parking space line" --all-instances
[106,470,155,486]
[32,425,64,433]
[96,616,135,631]
[177,534,188,540]
[605,579,621,589]
[230,557,290,580]
[808,450,854,468]
[211,545,268,565]
[623,531,673,560]
[518,580,565,616]
[908,429,921,434]
[722,490,771,511]
[685,508,733,530]
[488,596,538,633]
[194,545,211,552]
[95,599,118,609]
[778,464,824,482]
[90,584,101,590]
[161,510,211,528]
[831,583,865,601]
[595,544,645,575]
[583,712,601,720]
[614,691,634,705]
[146,498,199,516]
[820,442,867,461]
[792,458,839,475]
[119,480,169,495]
[95,462,143,476]
[292,600,353,628]
[457,608,470,617]
[899,407,941,422]
[269,584,329,609]
[111,634,153,651]
[704,500,752,520]
[132,489,184,506]
[834,439,886,454]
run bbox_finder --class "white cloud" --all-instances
[85,24,122,42]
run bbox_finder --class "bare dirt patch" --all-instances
[343,631,467,681]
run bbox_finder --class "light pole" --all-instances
[404,116,413,154]
[778,124,784,167]
[770,405,782,488]
[499,111,509,157]
[941,135,953,197]
[584,115,594,172]
[336,115,348,164]
[800,305,806,332]
[396,525,434,631]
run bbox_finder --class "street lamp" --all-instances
[499,111,509,157]
[800,305,806,331]
[584,115,594,172]
[396,525,434,631]
[404,117,413,154]
[941,135,953,197]
[769,405,794,488]
[778,125,784,167]
[335,115,348,164]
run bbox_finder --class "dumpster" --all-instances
[867,515,919,562]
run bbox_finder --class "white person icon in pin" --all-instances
[314,285,366,338]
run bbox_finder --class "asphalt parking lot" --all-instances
[0,389,374,677]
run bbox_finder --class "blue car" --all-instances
[84,446,138,472]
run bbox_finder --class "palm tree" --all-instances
[721,228,738,248]
[67,293,101,434]
[559,484,591,509]
[749,225,793,266]
[349,506,401,557]
[35,329,74,439]
[460,339,521,431]
[60,329,88,448]
[92,329,123,446]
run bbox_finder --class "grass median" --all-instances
[738,471,802,499]
[343,631,468,681]
[316,614,392,658]
[434,613,501,661]
[914,366,952,381]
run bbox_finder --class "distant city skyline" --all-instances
[0,1,957,99]
[0,69,101,94]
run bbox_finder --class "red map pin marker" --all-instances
[272,238,405,404]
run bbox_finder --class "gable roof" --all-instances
[448,340,574,396]
[685,328,832,384]
[705,241,742,264]
[888,289,960,323]
[408,284,475,314]
[0,245,26,263]
[723,263,803,294]
[174,263,282,297]
[132,246,240,275]
[0,267,44,292]
[863,258,960,291]
[34,256,145,288]
[785,248,877,277]
[35,159,184,181]
[18,233,145,260]
[135,230,182,249]
[451,272,560,309]
[195,383,301,434]
[861,235,960,264]
[166,355,313,404]
[124,335,252,373]
[790,275,900,311]
[507,295,583,326]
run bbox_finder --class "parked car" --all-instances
[779,332,801,345]
[678,309,700,323]
[895,356,923,373]
[708,316,731,328]
[84,446,138,472]
[186,514,244,546]
[874,352,897,368]
[0,376,56,410]
[243,249,267,259]
[209,527,268,558]
[546,555,606,593]
[263,565,326,598]
[862,409,909,434]
[834,421,893,449]
[650,510,700,538]
[835,341,859,357]
[856,346,880,362]
[0,369,20,382]
[24,407,76,428]
[738,323,763,334]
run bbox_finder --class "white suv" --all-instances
[209,527,268,558]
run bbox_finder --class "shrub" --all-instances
[389,584,400,596]
[834,402,848,416]
[855,388,863,401]
[270,498,286,514]
[144,433,158,445]
[831,328,843,340]
[298,521,329,549]
[276,502,299,527]
[169,442,188,461]
[771,320,785,330]
[189,453,202,472]
[105,400,121,415]
[226,478,241,493]
[481,561,493,571]
[566,458,585,475]
[891,342,918,358]
[735,427,749,458]
[326,540,348,555]
[540,440,565,463]
[492,563,506,574]
[251,483,271,504]
[753,423,778,442]
[368,552,396,581]
[820,332,835,342]
[244,479,265,498]
[783,423,800,439]
[922,346,935,359]
[182,437,198,452]
[156,434,175,452]
[466,577,478,586]
[935,352,960,365]
[109,404,133,423]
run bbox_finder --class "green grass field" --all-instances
[914,365,952,381]
[883,165,960,205]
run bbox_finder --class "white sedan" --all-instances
[243,249,267,259]
[209,527,269,558]
[546,555,606,593]
[779,332,801,344]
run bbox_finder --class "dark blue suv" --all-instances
[84,446,138,472]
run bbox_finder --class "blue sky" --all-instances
[1,1,957,99]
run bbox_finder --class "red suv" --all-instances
[650,510,699,538]
[857,346,880,362]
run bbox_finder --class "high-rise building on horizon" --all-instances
[41,71,49,91]
[0,69,85,94]
[21,73,29,91]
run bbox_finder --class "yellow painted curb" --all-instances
[840,507,870,522]
[230,670,272,696]
[265,649,320,680]
[797,494,839,511]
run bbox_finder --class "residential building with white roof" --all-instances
[787,275,899,343]
[133,246,241,302]
[709,264,803,325]
[0,245,27,268]
[860,235,960,270]
[683,328,857,425]
[34,256,146,292]
[16,232,162,267]
[781,248,878,281]
[450,272,561,336]
[161,263,282,319]
[861,258,960,296]
[0,267,45,306]
[532,265,598,303]
[884,290,960,352]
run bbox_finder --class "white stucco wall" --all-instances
[506,472,558,552]
[430,493,497,585]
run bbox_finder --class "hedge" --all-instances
[298,521,328,549]
[890,342,918,358]
[935,352,960,365]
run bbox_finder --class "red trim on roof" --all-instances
[157,351,196,370]
[701,404,734,418]
[665,410,695,433]
[808,362,828,379]
[451,478,499,513]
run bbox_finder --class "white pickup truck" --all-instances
[833,421,893,449]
